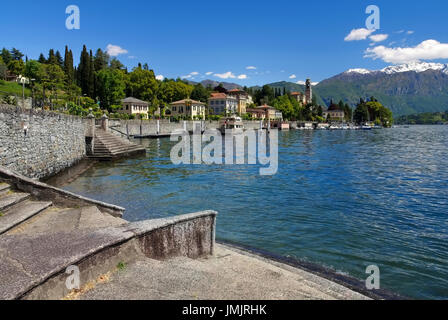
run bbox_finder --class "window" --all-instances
[173,107,176,111]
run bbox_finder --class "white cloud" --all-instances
[190,71,199,76]
[181,75,192,79]
[213,71,247,80]
[289,74,297,79]
[246,66,257,70]
[296,80,305,85]
[106,44,128,57]
[344,28,375,41]
[214,71,236,79]
[205,72,213,75]
[407,30,415,35]
[312,82,319,86]
[369,34,389,43]
[156,75,164,81]
[365,39,448,64]
[128,56,136,59]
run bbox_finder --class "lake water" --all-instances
[63,126,448,299]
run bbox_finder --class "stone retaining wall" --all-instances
[109,119,266,136]
[0,105,87,179]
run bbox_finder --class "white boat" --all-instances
[219,116,244,135]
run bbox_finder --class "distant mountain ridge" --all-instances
[315,62,448,116]
[187,80,242,90]
[190,62,448,116]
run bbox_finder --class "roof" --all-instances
[122,97,149,104]
[209,93,228,99]
[255,104,276,110]
[170,99,205,105]
[290,92,303,96]
[327,103,343,111]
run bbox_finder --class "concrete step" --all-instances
[8,206,126,236]
[0,192,31,212]
[0,183,11,196]
[0,201,53,235]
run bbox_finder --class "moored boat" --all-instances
[219,116,244,135]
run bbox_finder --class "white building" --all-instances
[208,93,238,115]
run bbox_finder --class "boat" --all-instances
[218,116,244,135]
[361,125,372,130]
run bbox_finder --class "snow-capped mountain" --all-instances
[316,61,448,116]
[344,62,448,75]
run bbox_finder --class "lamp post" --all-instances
[18,75,30,108]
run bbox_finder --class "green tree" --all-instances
[38,53,47,64]
[1,48,12,65]
[24,60,43,80]
[11,48,24,61]
[190,83,210,102]
[7,60,25,75]
[126,66,159,106]
[94,49,109,71]
[64,46,75,85]
[96,68,126,109]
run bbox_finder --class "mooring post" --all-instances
[86,109,95,155]
[101,113,109,132]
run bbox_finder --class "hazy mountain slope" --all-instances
[315,63,448,116]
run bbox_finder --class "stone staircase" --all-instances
[0,182,52,235]
[0,181,125,236]
[90,129,146,160]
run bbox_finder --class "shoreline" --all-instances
[217,240,405,300]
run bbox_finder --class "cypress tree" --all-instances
[55,50,64,67]
[78,45,91,95]
[38,53,47,64]
[88,50,95,98]
[48,49,57,65]
[64,46,74,85]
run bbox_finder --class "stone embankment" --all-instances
[0,166,216,300]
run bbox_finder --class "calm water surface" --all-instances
[63,126,448,299]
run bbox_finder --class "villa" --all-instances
[246,104,283,120]
[120,97,149,119]
[208,93,238,116]
[227,88,249,115]
[169,99,206,119]
[323,103,345,122]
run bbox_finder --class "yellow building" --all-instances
[169,99,206,119]
[120,97,149,119]
[246,105,283,120]
[227,89,249,115]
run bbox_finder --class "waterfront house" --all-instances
[323,103,345,122]
[120,97,149,119]
[169,99,206,119]
[227,88,249,115]
[208,93,238,116]
[246,104,283,120]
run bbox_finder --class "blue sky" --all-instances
[2,0,448,86]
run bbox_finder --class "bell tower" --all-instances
[305,79,312,104]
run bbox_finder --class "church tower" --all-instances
[305,79,312,104]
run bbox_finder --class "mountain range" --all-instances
[198,62,448,116]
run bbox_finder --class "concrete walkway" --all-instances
[78,244,369,300]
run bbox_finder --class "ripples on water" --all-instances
[63,126,448,299]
